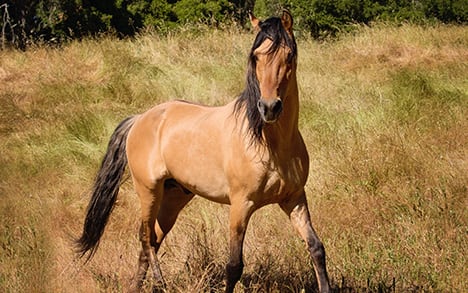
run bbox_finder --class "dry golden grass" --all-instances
[1,24,467,292]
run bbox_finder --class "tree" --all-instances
[1,0,466,49]
[172,0,234,25]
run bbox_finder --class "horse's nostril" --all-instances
[257,100,266,114]
[272,99,283,114]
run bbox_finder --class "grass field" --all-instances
[0,23,467,292]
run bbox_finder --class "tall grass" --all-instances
[0,24,466,292]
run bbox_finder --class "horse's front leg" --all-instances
[225,199,255,293]
[279,191,331,293]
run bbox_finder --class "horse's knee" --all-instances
[225,260,244,290]
[309,239,326,261]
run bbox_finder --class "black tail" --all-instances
[76,116,136,261]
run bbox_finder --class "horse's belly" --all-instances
[164,145,231,204]
[173,169,230,204]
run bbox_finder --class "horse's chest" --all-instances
[257,156,308,202]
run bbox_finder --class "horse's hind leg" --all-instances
[154,182,194,247]
[132,182,165,291]
[133,181,194,291]
[279,192,330,293]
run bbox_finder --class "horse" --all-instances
[76,11,330,293]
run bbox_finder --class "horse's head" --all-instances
[249,10,297,124]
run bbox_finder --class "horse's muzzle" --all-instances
[257,98,283,123]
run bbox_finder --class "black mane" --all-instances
[234,16,297,143]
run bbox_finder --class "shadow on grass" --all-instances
[332,276,397,293]
[240,273,399,293]
[139,262,418,293]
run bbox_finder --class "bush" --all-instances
[1,0,467,49]
[257,0,467,38]
[173,0,234,25]
[1,0,140,49]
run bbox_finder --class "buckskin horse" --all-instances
[77,11,330,293]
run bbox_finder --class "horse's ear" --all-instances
[281,10,293,34]
[249,11,260,32]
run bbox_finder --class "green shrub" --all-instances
[1,0,466,48]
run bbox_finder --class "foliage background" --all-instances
[1,0,467,48]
